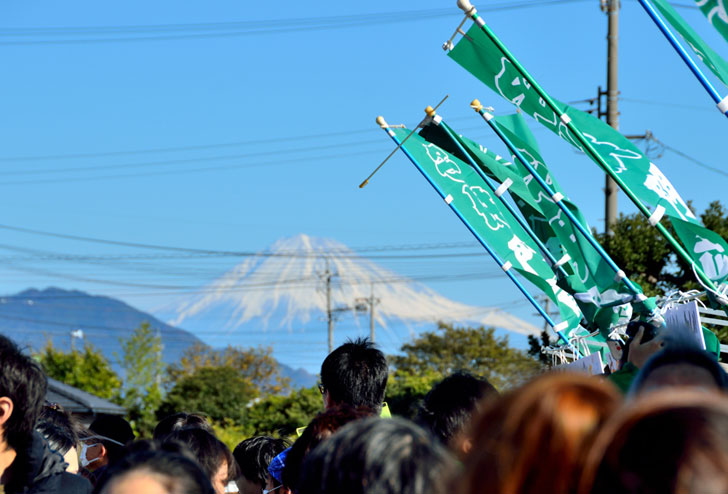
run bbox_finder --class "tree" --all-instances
[386,322,543,416]
[527,329,553,366]
[158,365,256,426]
[390,322,542,391]
[37,341,121,400]
[244,386,322,437]
[168,343,289,396]
[117,323,165,437]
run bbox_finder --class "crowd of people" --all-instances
[0,328,726,494]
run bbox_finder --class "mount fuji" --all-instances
[159,234,538,370]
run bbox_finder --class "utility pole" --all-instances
[323,259,336,354]
[603,0,620,235]
[356,284,380,343]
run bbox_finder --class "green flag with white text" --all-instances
[390,127,583,332]
[695,0,728,45]
[650,0,728,87]
[447,23,728,284]
[418,115,637,333]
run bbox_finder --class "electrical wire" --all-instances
[0,1,589,46]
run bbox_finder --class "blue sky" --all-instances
[0,0,727,368]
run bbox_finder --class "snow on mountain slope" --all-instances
[169,234,538,336]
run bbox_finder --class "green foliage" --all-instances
[158,365,256,426]
[595,212,673,296]
[212,421,251,452]
[168,342,289,396]
[117,323,165,437]
[244,386,322,438]
[37,341,121,400]
[385,368,440,419]
[388,322,542,415]
[527,329,553,366]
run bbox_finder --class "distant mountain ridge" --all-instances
[0,287,316,389]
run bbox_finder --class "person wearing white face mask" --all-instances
[79,416,135,487]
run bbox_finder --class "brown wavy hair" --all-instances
[458,371,621,494]
[578,390,728,494]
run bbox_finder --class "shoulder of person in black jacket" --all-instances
[5,431,78,494]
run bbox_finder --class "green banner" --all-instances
[448,24,728,284]
[419,116,636,333]
[695,0,728,44]
[649,0,728,87]
[448,23,700,226]
[672,216,728,283]
[390,127,583,332]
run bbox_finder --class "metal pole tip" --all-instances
[375,116,388,128]
[424,105,436,117]
[470,99,484,111]
[457,0,476,14]
[359,180,369,189]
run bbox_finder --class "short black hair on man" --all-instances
[0,334,47,448]
[233,436,290,487]
[417,371,498,444]
[320,337,388,412]
[298,417,455,494]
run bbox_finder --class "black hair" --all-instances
[0,334,47,448]
[153,412,215,441]
[94,440,215,494]
[320,337,388,412]
[37,402,81,455]
[298,417,455,494]
[233,436,290,487]
[417,371,498,445]
[282,405,376,491]
[629,344,728,395]
[163,427,237,485]
[88,414,136,465]
[37,421,75,456]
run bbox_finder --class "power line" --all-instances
[650,136,728,178]
[0,222,486,257]
[0,1,588,46]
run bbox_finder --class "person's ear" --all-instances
[0,397,14,430]
[98,443,108,460]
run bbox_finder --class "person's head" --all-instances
[319,337,388,412]
[232,436,290,494]
[459,372,621,494]
[163,427,236,494]
[417,372,498,449]
[82,415,136,471]
[282,405,376,492]
[578,390,728,494]
[298,417,455,494]
[37,401,82,473]
[153,413,215,441]
[0,334,47,450]
[95,443,215,494]
[629,344,728,396]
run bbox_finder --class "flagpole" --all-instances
[471,102,650,304]
[455,0,721,295]
[377,115,580,356]
[636,0,728,117]
[426,106,571,281]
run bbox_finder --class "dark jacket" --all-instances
[5,432,91,494]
